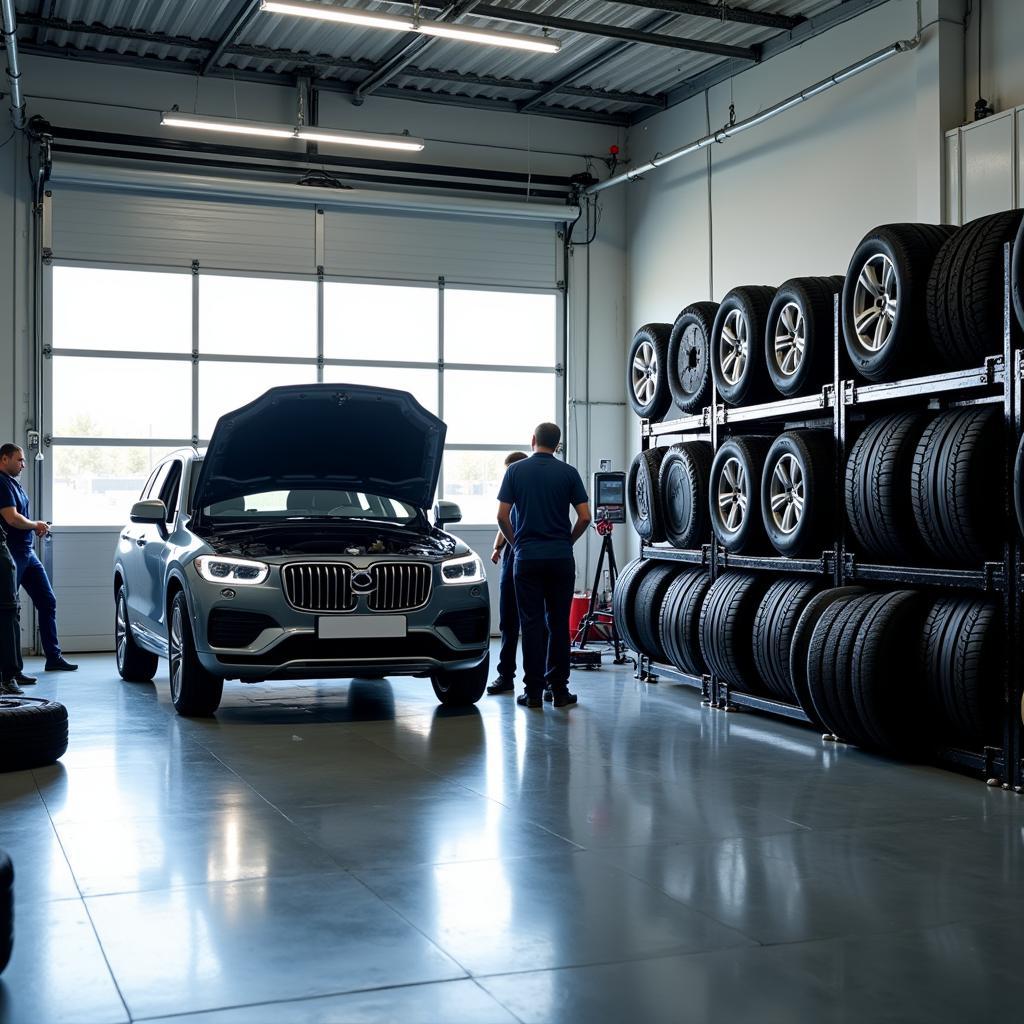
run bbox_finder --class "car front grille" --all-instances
[281,562,432,612]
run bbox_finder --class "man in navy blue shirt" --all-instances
[0,444,77,673]
[497,423,591,708]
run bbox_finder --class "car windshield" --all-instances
[203,489,418,523]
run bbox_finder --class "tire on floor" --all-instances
[0,849,10,975]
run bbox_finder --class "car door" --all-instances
[138,459,183,636]
[121,461,168,634]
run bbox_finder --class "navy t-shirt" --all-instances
[497,452,588,561]
[0,472,32,555]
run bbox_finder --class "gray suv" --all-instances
[112,384,490,717]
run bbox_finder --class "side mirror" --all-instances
[433,501,462,528]
[130,499,167,524]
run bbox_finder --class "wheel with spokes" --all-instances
[626,323,672,420]
[168,591,223,717]
[114,586,159,683]
[760,430,833,557]
[709,436,771,553]
[842,223,956,382]
[711,286,776,406]
[765,277,843,398]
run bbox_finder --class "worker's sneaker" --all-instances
[14,672,37,685]
[486,678,515,695]
[0,678,24,696]
[44,657,78,672]
[516,693,543,709]
[551,689,578,708]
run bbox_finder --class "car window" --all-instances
[140,466,161,500]
[186,458,203,514]
[159,461,183,524]
[144,463,171,502]
[203,488,417,523]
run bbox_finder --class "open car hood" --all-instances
[191,384,446,512]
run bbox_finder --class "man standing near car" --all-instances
[0,444,77,673]
[0,522,28,694]
[497,423,591,709]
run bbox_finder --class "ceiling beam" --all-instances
[598,0,801,31]
[201,0,263,75]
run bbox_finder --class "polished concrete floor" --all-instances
[2,644,1024,1023]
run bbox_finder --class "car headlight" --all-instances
[194,555,270,586]
[441,553,485,584]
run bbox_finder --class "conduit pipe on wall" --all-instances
[586,38,919,195]
[1,0,25,130]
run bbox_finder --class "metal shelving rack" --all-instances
[633,246,1022,788]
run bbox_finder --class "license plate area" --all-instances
[317,615,407,640]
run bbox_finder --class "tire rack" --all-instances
[634,244,1021,788]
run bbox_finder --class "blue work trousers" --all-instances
[496,546,520,682]
[12,549,61,661]
[513,557,575,700]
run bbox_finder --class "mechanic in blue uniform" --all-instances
[0,521,27,695]
[0,443,77,673]
[486,450,529,696]
[497,423,591,709]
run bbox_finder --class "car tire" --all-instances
[842,223,956,381]
[659,570,711,677]
[0,697,68,773]
[1015,433,1024,542]
[667,302,717,414]
[910,408,1002,565]
[1013,213,1024,333]
[761,430,833,557]
[431,653,489,706]
[627,448,670,543]
[765,277,842,398]
[633,564,680,663]
[789,586,866,729]
[698,572,771,693]
[0,849,11,975]
[115,587,159,683]
[927,210,1024,368]
[752,577,825,703]
[169,591,224,717]
[658,441,713,549]
[844,412,929,562]
[612,558,658,655]
[627,324,673,420]
[709,436,772,553]
[711,286,777,406]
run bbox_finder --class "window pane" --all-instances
[445,290,557,367]
[200,275,317,358]
[444,370,556,445]
[53,356,192,439]
[52,267,191,354]
[324,282,437,362]
[52,446,174,525]
[443,450,521,525]
[199,361,315,439]
[323,365,438,414]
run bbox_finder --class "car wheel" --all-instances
[626,324,673,420]
[169,591,223,717]
[711,286,777,406]
[751,577,825,703]
[765,277,843,397]
[761,430,833,557]
[1013,213,1024,333]
[633,563,680,663]
[115,587,159,683]
[627,448,670,543]
[0,697,68,773]
[698,571,771,693]
[1015,434,1024,542]
[0,849,10,975]
[658,441,713,549]
[612,558,658,655]
[667,302,717,414]
[659,569,711,677]
[431,653,489,706]
[709,436,771,553]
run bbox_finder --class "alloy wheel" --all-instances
[632,340,658,406]
[773,302,806,377]
[719,310,748,386]
[169,603,184,704]
[769,453,804,534]
[852,253,898,352]
[115,593,128,673]
[717,456,747,532]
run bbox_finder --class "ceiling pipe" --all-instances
[587,38,918,195]
[1,0,26,129]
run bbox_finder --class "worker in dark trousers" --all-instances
[487,451,529,696]
[497,422,591,709]
[0,527,26,695]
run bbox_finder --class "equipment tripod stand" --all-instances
[572,519,627,664]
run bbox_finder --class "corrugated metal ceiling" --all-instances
[16,0,850,124]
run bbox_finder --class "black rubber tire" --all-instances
[627,448,670,543]
[1015,433,1024,542]
[844,412,929,562]
[709,435,772,553]
[927,209,1024,368]
[169,591,224,717]
[790,586,865,730]
[634,564,680,663]
[698,572,772,693]
[760,430,834,557]
[922,597,1000,747]
[711,286,777,406]
[1013,213,1024,333]
[659,570,711,677]
[805,589,864,738]
[658,441,713,549]
[0,696,68,773]
[115,586,159,683]
[751,577,825,703]
[0,849,10,975]
[910,408,1002,565]
[842,223,957,382]
[431,653,489,706]
[667,302,717,414]
[612,558,659,656]
[627,323,673,420]
[765,277,839,398]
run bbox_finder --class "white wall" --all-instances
[965,0,1024,121]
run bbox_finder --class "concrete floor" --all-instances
[1,643,1024,1023]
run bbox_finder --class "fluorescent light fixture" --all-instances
[261,0,561,54]
[161,111,425,152]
